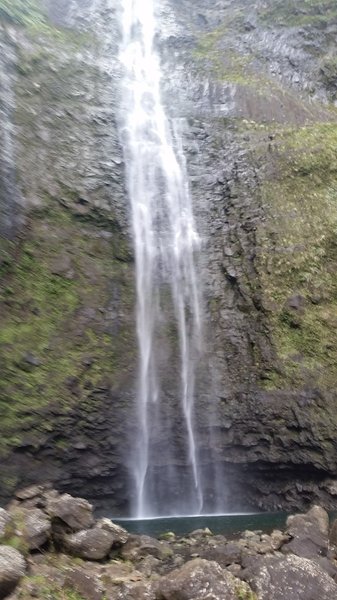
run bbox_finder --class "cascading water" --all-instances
[119,0,204,518]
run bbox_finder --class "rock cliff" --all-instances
[1,0,337,514]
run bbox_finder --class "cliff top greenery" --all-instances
[260,0,337,27]
[0,0,45,26]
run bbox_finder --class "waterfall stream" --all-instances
[119,0,204,518]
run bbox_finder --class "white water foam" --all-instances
[119,0,203,518]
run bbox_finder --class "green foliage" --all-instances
[259,0,337,27]
[17,575,87,600]
[0,0,93,46]
[193,28,278,92]
[194,26,264,88]
[0,205,135,459]
[235,582,257,600]
[320,55,337,89]
[0,0,45,26]
[256,122,337,388]
[0,512,30,556]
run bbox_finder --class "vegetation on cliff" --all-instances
[260,0,337,27]
[256,122,337,388]
[0,0,44,26]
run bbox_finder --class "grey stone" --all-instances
[120,535,173,562]
[0,546,26,600]
[200,542,242,567]
[96,518,128,544]
[244,554,337,600]
[115,582,156,600]
[62,528,115,560]
[21,508,51,550]
[282,505,329,559]
[0,510,11,539]
[157,558,253,600]
[64,568,105,600]
[47,493,94,531]
[14,486,44,502]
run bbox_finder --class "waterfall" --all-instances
[119,0,204,518]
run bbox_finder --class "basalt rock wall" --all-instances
[1,0,337,513]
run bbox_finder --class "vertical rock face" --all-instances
[0,0,136,514]
[0,28,22,241]
[1,0,337,513]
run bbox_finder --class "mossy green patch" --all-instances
[17,575,86,600]
[319,54,337,94]
[193,26,289,97]
[256,122,337,388]
[193,33,264,89]
[0,0,94,48]
[235,581,257,600]
[0,205,135,456]
[259,0,337,28]
[0,0,44,27]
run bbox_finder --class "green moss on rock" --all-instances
[256,122,337,388]
[0,0,44,26]
[0,206,135,455]
[259,0,337,28]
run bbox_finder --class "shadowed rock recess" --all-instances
[1,0,337,514]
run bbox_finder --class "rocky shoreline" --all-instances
[1,486,337,599]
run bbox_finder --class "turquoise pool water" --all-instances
[115,513,289,538]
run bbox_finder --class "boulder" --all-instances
[282,505,329,559]
[96,518,128,544]
[7,507,51,551]
[0,546,26,599]
[115,581,156,600]
[46,493,94,531]
[64,568,105,600]
[120,535,172,562]
[157,558,254,600]
[21,508,51,550]
[244,554,337,600]
[14,486,45,502]
[199,542,242,567]
[62,528,116,560]
[329,517,337,547]
[316,557,337,581]
[0,510,11,538]
[187,528,213,539]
